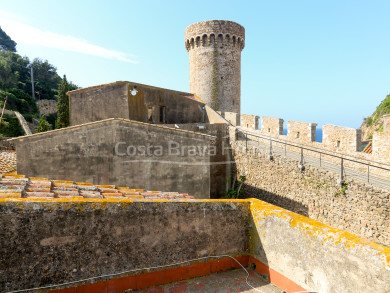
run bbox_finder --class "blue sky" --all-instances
[1,0,390,128]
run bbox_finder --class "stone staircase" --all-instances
[0,174,194,200]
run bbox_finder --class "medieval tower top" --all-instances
[185,20,245,115]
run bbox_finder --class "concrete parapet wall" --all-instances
[260,116,284,137]
[1,197,388,292]
[287,120,316,143]
[241,114,259,130]
[0,199,250,292]
[249,200,390,292]
[323,124,362,152]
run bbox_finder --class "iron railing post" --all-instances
[340,158,344,184]
[367,165,370,183]
[319,153,322,167]
[245,133,248,152]
[269,138,273,160]
[284,141,287,156]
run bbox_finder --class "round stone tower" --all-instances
[185,20,245,114]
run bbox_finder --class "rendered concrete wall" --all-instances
[69,81,205,126]
[287,120,317,143]
[249,200,390,293]
[0,199,250,292]
[185,20,245,114]
[166,123,232,198]
[260,117,284,137]
[323,124,362,152]
[241,114,259,130]
[13,119,214,198]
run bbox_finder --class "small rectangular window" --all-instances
[159,106,165,123]
[296,132,300,139]
[336,140,341,147]
[148,106,153,123]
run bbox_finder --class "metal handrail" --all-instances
[238,128,390,172]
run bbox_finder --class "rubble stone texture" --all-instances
[0,151,16,173]
[185,20,245,115]
[233,142,390,246]
[36,99,57,115]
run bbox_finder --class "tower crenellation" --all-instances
[185,20,245,114]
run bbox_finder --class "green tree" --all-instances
[56,75,70,128]
[36,115,49,133]
[31,58,61,100]
[0,51,30,91]
[0,26,16,52]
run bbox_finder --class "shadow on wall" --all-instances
[240,183,309,217]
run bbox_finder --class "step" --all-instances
[0,192,22,198]
[25,192,55,198]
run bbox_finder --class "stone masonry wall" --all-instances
[259,117,283,137]
[241,114,259,130]
[287,120,316,144]
[232,142,390,246]
[323,124,362,152]
[372,131,390,164]
[37,99,57,115]
[185,20,244,114]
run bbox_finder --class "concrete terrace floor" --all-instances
[134,269,282,293]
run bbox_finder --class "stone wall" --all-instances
[232,142,390,246]
[287,120,316,143]
[241,114,259,130]
[12,119,214,198]
[259,116,284,136]
[218,111,240,126]
[0,199,249,292]
[323,124,362,152]
[185,20,244,114]
[372,131,390,164]
[37,99,57,115]
[0,138,14,150]
[69,81,206,126]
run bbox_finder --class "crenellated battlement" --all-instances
[185,20,245,52]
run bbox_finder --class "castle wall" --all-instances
[287,120,317,144]
[259,116,284,137]
[185,20,244,114]
[37,99,57,115]
[218,111,240,126]
[13,119,213,198]
[68,81,206,127]
[233,142,390,246]
[241,114,259,130]
[372,131,390,164]
[323,124,362,152]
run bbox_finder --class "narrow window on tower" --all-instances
[148,106,153,123]
[159,106,166,123]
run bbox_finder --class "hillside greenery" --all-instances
[0,27,78,136]
[363,94,390,132]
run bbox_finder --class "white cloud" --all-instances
[0,10,138,64]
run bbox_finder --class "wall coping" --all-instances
[7,118,216,142]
